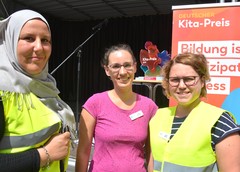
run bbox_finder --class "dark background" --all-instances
[1,0,235,122]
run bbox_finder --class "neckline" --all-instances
[106,91,137,111]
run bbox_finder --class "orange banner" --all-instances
[171,2,240,124]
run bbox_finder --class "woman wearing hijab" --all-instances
[0,9,76,172]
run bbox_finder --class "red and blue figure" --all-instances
[140,41,170,77]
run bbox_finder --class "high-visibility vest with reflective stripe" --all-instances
[0,91,64,172]
[149,101,226,172]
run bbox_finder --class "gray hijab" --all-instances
[0,9,76,137]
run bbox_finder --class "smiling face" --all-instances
[169,63,204,106]
[104,49,137,90]
[17,19,51,75]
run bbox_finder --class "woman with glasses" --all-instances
[148,52,240,172]
[75,44,158,172]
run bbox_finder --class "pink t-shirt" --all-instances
[83,91,158,172]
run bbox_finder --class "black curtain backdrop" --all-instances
[3,0,173,119]
[48,14,172,117]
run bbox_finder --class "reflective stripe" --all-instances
[153,160,162,171]
[154,160,218,172]
[0,123,59,149]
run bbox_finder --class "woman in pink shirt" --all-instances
[75,44,158,172]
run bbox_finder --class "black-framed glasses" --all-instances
[168,76,199,87]
[108,62,135,72]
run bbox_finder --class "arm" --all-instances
[0,132,70,172]
[145,128,153,172]
[147,151,154,172]
[215,132,240,172]
[0,149,40,172]
[1,100,40,172]
[75,108,96,172]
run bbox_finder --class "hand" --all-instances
[38,132,71,167]
[45,132,71,161]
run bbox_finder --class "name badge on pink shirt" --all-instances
[129,110,144,120]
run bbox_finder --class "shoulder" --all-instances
[83,91,108,108]
[91,91,107,98]
[86,91,108,101]
[151,107,175,121]
[136,93,156,104]
[215,112,239,133]
[135,94,158,117]
[156,106,175,114]
[200,102,225,114]
[83,91,109,118]
[136,94,158,109]
[212,111,240,145]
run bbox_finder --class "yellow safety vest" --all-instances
[149,101,228,172]
[0,91,68,172]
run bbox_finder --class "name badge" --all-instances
[129,110,144,120]
[159,131,171,141]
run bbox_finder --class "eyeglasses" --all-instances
[168,76,199,87]
[108,62,134,72]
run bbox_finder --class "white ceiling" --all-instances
[4,0,226,21]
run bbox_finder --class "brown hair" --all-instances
[101,43,136,67]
